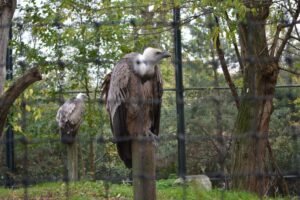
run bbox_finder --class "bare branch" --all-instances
[270,25,281,57]
[224,12,244,74]
[214,17,240,109]
[275,2,300,60]
[278,66,300,76]
[286,41,300,51]
[270,21,300,57]
[290,35,300,42]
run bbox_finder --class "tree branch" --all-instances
[290,35,300,42]
[275,2,300,60]
[0,67,42,137]
[270,25,281,57]
[214,17,240,109]
[224,12,244,74]
[278,66,300,76]
[270,21,300,57]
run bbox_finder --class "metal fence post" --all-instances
[173,6,186,179]
[5,26,15,187]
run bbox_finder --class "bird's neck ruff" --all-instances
[133,54,155,80]
[76,93,87,101]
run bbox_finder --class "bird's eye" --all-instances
[136,60,140,65]
[156,52,161,55]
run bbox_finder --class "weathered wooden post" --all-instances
[131,82,156,200]
[132,135,156,200]
[66,142,78,181]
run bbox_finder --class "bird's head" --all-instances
[133,53,148,77]
[76,93,88,101]
[142,47,171,67]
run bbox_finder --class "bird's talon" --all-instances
[143,131,158,147]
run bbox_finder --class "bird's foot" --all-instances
[143,131,158,147]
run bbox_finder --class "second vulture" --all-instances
[101,47,171,168]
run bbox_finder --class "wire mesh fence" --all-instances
[1,86,300,199]
[0,0,300,199]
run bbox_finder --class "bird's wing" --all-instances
[68,99,85,127]
[107,53,139,123]
[151,65,163,136]
[106,52,139,168]
[56,98,84,128]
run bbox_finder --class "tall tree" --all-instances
[0,0,42,139]
[0,0,16,94]
[209,0,300,194]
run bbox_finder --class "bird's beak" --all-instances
[161,51,171,58]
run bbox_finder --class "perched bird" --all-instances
[56,93,88,144]
[101,47,171,168]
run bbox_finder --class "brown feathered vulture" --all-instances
[101,47,171,168]
[56,93,88,143]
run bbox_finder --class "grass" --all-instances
[0,179,290,200]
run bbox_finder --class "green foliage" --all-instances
[1,0,299,195]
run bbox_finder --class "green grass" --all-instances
[0,179,290,200]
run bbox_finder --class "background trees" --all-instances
[0,0,300,196]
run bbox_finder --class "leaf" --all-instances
[29,88,34,95]
[34,109,42,121]
[13,125,22,133]
[25,105,31,112]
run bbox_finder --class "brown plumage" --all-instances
[56,93,87,144]
[101,48,170,168]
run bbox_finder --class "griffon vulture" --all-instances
[56,93,87,143]
[101,47,171,168]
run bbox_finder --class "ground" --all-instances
[0,179,291,200]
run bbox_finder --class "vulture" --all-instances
[101,47,171,168]
[56,93,87,143]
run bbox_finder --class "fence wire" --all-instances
[1,1,300,200]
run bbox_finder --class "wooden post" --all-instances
[132,135,156,200]
[67,141,78,181]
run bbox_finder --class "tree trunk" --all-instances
[0,0,18,177]
[231,3,279,195]
[0,0,16,94]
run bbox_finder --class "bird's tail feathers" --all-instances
[60,128,77,144]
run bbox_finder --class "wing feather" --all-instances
[106,53,139,168]
[152,65,163,135]
[107,53,139,124]
[143,65,163,136]
[56,98,84,132]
